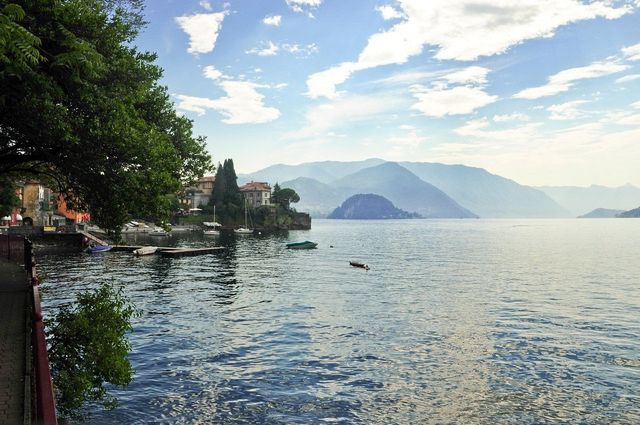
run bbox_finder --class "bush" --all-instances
[48,283,138,420]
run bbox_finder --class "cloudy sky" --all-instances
[136,0,640,186]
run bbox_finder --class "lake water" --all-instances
[38,219,640,424]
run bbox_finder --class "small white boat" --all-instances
[203,221,221,236]
[204,205,222,235]
[134,246,158,256]
[149,227,169,237]
[234,201,253,235]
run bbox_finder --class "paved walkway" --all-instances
[0,259,28,425]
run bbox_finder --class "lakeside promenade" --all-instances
[0,260,28,425]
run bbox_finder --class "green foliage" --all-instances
[48,283,139,420]
[0,0,212,233]
[0,176,19,216]
[210,159,241,207]
[272,184,300,210]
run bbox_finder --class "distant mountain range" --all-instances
[537,185,640,217]
[618,206,640,218]
[328,194,418,219]
[239,159,640,219]
[578,208,625,218]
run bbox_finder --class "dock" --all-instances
[110,245,225,257]
[111,245,143,252]
[158,247,225,257]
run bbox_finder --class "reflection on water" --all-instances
[38,219,640,424]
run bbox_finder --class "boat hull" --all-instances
[286,241,318,249]
[86,244,112,253]
[134,246,158,256]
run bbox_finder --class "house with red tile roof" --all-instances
[240,181,272,208]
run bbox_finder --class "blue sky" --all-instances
[134,0,640,186]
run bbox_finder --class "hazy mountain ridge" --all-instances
[239,158,386,185]
[401,162,569,218]
[239,159,631,218]
[538,184,640,216]
[328,194,418,219]
[330,162,477,218]
[279,177,348,218]
[618,206,640,218]
[578,208,625,218]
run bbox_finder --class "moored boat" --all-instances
[149,227,169,237]
[86,243,112,253]
[134,246,158,256]
[234,200,253,234]
[349,261,370,270]
[286,240,318,249]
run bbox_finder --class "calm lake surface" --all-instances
[38,219,640,424]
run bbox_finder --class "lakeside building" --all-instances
[180,175,215,211]
[240,182,272,208]
[2,181,90,227]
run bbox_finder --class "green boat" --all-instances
[286,240,318,249]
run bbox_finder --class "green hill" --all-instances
[328,194,419,219]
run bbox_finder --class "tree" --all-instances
[277,188,300,209]
[222,158,241,206]
[0,0,212,234]
[210,161,226,207]
[48,283,139,420]
[0,176,19,216]
[210,158,241,207]
[271,182,281,205]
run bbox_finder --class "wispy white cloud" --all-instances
[376,5,403,20]
[175,12,226,54]
[547,100,590,120]
[411,85,497,118]
[203,65,224,80]
[246,41,279,56]
[441,66,490,85]
[622,43,640,61]
[305,0,633,98]
[513,61,629,99]
[306,62,357,99]
[409,66,497,117]
[284,94,400,140]
[493,113,529,122]
[199,1,212,11]
[454,118,541,141]
[282,43,318,56]
[247,41,318,57]
[175,81,280,124]
[286,0,322,15]
[615,74,640,83]
[632,100,640,109]
[263,15,282,26]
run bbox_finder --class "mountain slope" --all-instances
[618,206,640,218]
[578,208,624,218]
[537,184,640,216]
[279,177,348,217]
[401,162,569,218]
[239,158,386,185]
[328,194,418,219]
[331,162,477,218]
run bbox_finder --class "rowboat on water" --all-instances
[349,261,370,270]
[134,246,158,256]
[286,240,318,249]
[86,243,112,253]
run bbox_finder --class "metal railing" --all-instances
[0,234,57,425]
